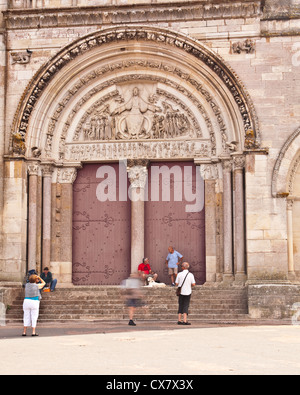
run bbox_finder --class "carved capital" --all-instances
[221,158,233,173]
[199,163,219,181]
[127,161,149,189]
[27,163,40,176]
[57,167,78,184]
[42,164,54,177]
[233,154,246,171]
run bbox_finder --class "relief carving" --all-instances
[78,85,198,142]
[12,27,259,154]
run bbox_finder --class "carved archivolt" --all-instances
[11,25,260,156]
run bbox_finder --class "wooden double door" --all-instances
[72,162,205,285]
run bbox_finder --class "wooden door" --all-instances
[72,163,131,285]
[145,162,206,285]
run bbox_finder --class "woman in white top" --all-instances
[22,274,45,337]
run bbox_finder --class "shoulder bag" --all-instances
[176,271,190,297]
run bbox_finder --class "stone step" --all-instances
[6,286,248,323]
[6,314,250,324]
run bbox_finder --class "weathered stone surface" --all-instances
[0,0,300,318]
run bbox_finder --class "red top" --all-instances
[138,263,151,275]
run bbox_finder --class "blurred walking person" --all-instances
[121,273,144,326]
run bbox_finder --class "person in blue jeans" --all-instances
[41,267,57,292]
[165,246,184,286]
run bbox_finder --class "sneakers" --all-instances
[177,321,191,326]
[128,320,136,326]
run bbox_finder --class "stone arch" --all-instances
[272,126,300,198]
[7,25,257,284]
[271,126,300,280]
[9,25,260,159]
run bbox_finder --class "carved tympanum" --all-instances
[78,85,199,142]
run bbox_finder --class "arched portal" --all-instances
[8,26,260,285]
[272,126,300,280]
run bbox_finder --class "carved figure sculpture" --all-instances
[111,87,161,140]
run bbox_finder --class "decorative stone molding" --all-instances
[10,26,260,155]
[5,1,261,29]
[65,140,211,162]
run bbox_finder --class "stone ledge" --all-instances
[3,1,262,30]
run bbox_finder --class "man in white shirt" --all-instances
[175,262,196,326]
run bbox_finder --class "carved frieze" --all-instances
[65,140,211,162]
[5,2,261,29]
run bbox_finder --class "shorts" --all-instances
[126,299,141,308]
[178,295,191,315]
[168,267,178,275]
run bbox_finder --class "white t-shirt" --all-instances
[175,270,196,296]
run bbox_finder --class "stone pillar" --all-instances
[27,163,39,272]
[1,158,27,282]
[287,198,296,280]
[233,154,247,284]
[127,160,149,274]
[54,167,78,285]
[42,164,53,270]
[199,163,219,283]
[222,158,234,283]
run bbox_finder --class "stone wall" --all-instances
[0,0,300,287]
[248,284,300,319]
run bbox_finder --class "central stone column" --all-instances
[127,159,149,274]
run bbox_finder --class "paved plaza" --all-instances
[0,322,300,375]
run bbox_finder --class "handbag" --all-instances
[176,271,190,297]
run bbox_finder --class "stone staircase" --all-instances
[6,285,249,324]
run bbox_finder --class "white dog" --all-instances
[146,277,166,288]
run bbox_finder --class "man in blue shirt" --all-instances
[166,246,184,286]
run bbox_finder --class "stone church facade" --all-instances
[0,0,300,319]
